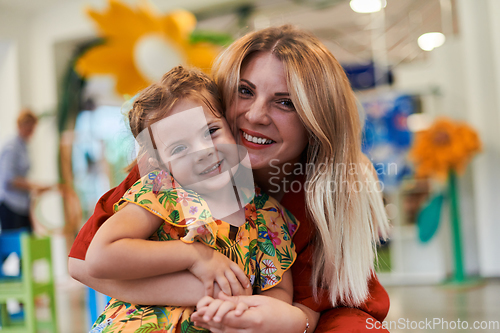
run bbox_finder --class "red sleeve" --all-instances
[281,181,390,324]
[315,307,390,333]
[68,165,141,260]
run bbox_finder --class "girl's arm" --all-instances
[85,203,250,296]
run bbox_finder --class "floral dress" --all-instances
[90,170,299,333]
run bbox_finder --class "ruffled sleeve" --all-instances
[114,170,219,245]
[252,192,300,291]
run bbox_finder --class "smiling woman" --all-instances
[231,52,309,172]
[200,24,390,332]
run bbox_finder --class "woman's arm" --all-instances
[192,270,320,333]
[69,257,210,306]
[191,294,320,333]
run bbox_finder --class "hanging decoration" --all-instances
[361,93,415,192]
[409,117,481,286]
[76,0,228,96]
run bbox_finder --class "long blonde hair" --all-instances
[213,25,390,307]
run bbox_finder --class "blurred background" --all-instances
[0,0,499,332]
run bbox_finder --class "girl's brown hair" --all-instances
[213,25,390,307]
[126,66,223,172]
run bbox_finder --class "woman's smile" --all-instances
[240,129,275,150]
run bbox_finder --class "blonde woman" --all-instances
[69,25,390,332]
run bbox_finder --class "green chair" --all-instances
[0,232,58,332]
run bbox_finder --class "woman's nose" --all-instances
[244,98,272,126]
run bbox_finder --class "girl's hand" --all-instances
[191,293,319,333]
[194,293,249,324]
[189,242,251,297]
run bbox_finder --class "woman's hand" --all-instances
[195,293,249,324]
[189,242,251,297]
[191,293,319,333]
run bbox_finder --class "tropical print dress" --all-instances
[90,170,300,333]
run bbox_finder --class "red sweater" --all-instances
[69,166,390,332]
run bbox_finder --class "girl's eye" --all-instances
[278,99,295,111]
[171,145,187,155]
[205,127,220,138]
[238,85,253,97]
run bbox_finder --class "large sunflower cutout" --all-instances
[76,0,225,96]
[409,117,481,180]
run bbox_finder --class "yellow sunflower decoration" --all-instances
[409,117,482,180]
[76,0,223,96]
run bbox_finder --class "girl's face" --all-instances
[152,98,239,195]
[226,51,309,171]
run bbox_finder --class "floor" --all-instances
[53,278,500,332]
[384,280,500,332]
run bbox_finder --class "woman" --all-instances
[69,25,391,332]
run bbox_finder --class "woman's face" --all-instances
[226,51,309,171]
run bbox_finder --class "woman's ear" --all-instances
[148,157,160,169]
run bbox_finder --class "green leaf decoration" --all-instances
[253,194,269,210]
[169,210,180,224]
[152,306,169,323]
[189,30,233,46]
[259,239,275,257]
[134,322,162,333]
[417,193,445,243]
[93,313,106,326]
[139,199,153,205]
[276,247,293,270]
[216,236,242,263]
[158,190,178,207]
[180,318,208,332]
[199,209,212,220]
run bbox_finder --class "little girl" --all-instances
[86,66,299,333]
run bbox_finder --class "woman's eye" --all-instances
[279,99,295,111]
[238,85,253,97]
[171,145,186,155]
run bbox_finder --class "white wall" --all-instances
[0,41,20,146]
[456,0,500,277]
[0,7,29,146]
[392,1,500,278]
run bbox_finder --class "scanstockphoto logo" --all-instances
[267,159,397,194]
[366,318,500,330]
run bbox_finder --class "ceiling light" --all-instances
[350,0,387,14]
[418,32,446,51]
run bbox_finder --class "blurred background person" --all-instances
[0,108,52,233]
